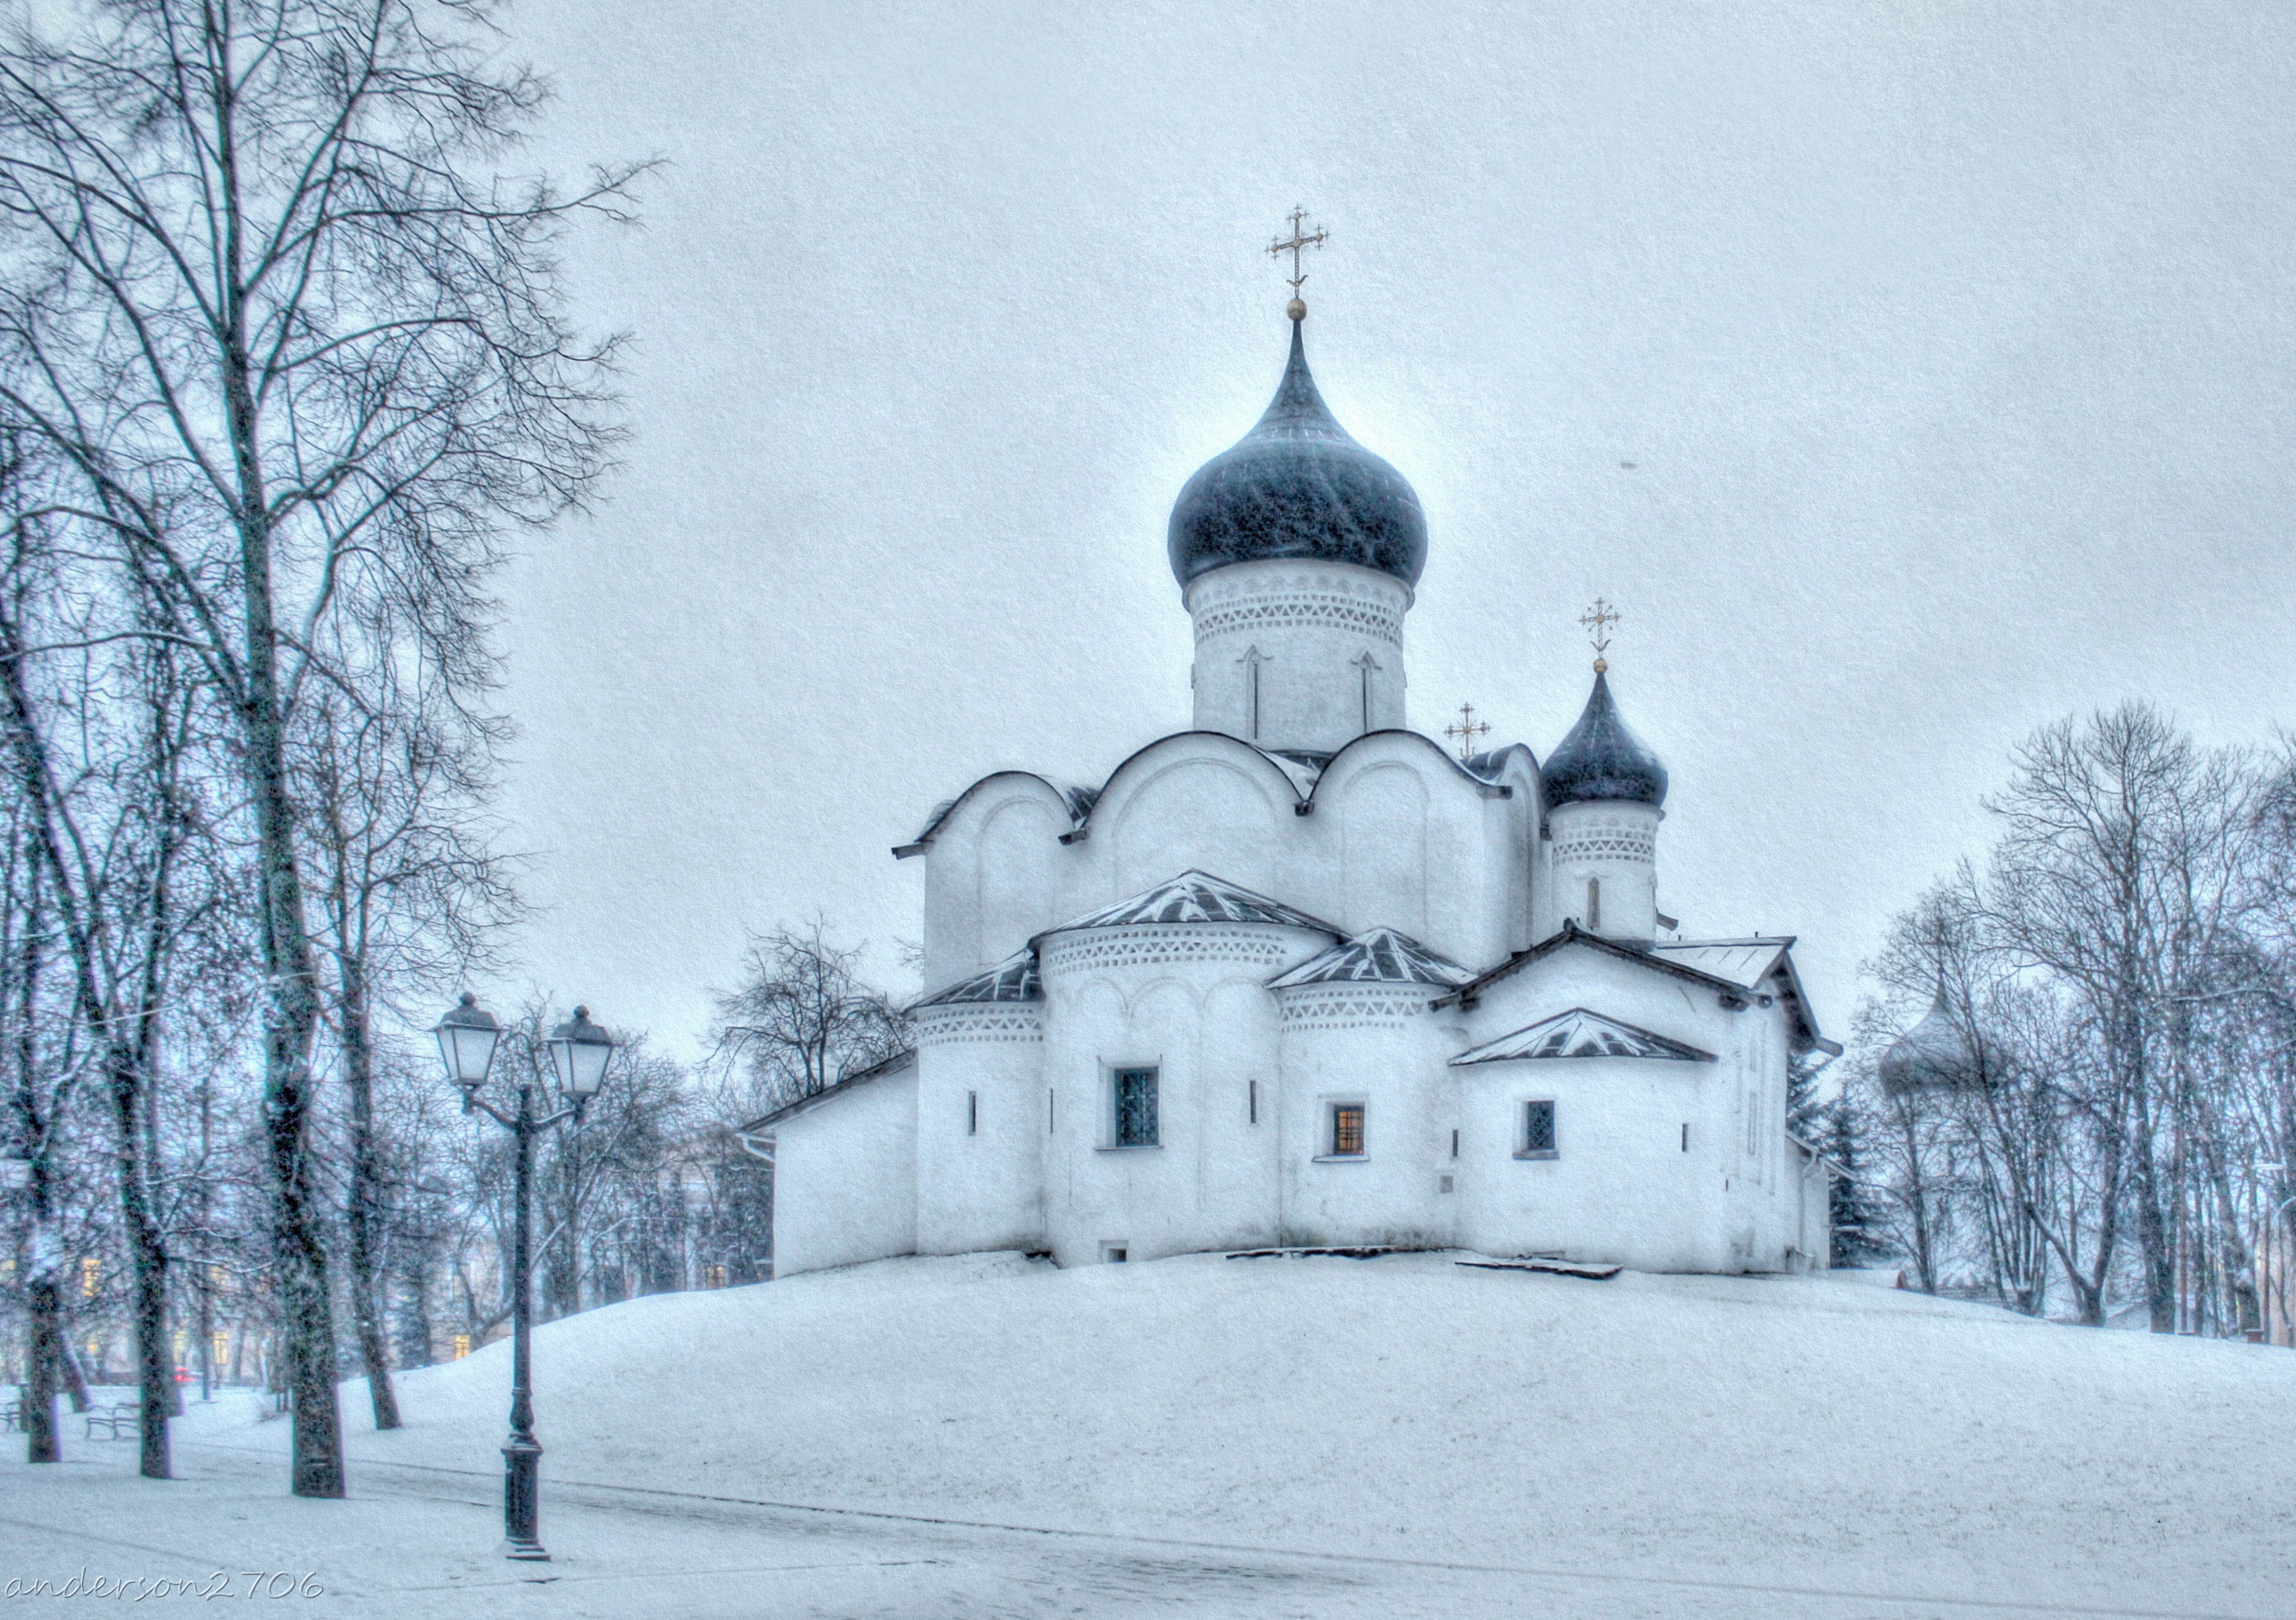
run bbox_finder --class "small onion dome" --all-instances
[1167,320,1427,588]
[1878,993,1979,1092]
[1541,670,1668,809]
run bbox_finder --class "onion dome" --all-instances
[1541,671,1668,809]
[1878,993,1979,1092]
[1167,320,1427,588]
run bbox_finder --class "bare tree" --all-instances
[706,921,910,1123]
[0,0,641,1494]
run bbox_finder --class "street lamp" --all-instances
[430,994,615,1561]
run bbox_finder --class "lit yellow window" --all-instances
[1332,1105,1364,1157]
[81,1256,100,1298]
[452,1334,471,1360]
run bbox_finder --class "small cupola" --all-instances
[1879,992,1981,1092]
[1542,669,1669,810]
[1542,642,1668,941]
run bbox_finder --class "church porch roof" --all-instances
[734,1048,919,1138]
[1437,923,1839,1057]
[1451,1007,1717,1066]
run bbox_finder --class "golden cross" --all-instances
[1268,207,1328,310]
[1580,598,1620,673]
[1443,702,1491,762]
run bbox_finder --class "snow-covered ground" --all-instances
[4,1252,2291,1618]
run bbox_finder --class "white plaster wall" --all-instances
[770,1065,918,1278]
[1452,1052,1728,1271]
[1446,944,1800,1271]
[1038,921,1324,1264]
[1276,994,1455,1248]
[919,773,1080,987]
[1108,754,1287,900]
[914,1014,1046,1256]
[1184,560,1411,754]
[1548,800,1662,942]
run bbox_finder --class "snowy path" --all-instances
[0,1426,2275,1619]
[6,1255,2292,1618]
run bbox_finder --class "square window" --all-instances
[1523,1099,1558,1156]
[1113,1067,1159,1147]
[1331,1104,1365,1157]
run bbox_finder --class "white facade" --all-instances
[761,314,1837,1279]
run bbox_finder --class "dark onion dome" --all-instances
[1167,320,1427,588]
[1878,993,1980,1092]
[1541,670,1668,809]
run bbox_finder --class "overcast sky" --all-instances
[463,2,2296,1061]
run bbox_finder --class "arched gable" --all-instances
[912,772,1080,985]
[1083,734,1304,900]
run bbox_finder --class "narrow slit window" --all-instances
[967,1091,978,1136]
[1681,1121,1689,1153]
[1249,1079,1259,1125]
[1332,1105,1365,1157]
[1587,878,1601,931]
[1113,1067,1160,1147]
[1451,1127,1460,1158]
[1523,1099,1558,1156]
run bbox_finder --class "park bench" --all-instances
[83,1402,136,1439]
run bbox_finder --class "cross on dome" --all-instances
[1267,207,1327,320]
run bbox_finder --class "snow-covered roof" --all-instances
[1439,923,1838,1056]
[911,949,1041,1010]
[1042,870,1341,936]
[896,731,1526,860]
[734,1049,918,1136]
[1267,927,1475,989]
[1451,1007,1715,1066]
[1646,938,1793,989]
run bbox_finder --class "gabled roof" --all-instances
[1451,1007,1716,1066]
[1041,870,1341,937]
[1267,927,1476,989]
[910,949,1041,1011]
[734,1048,918,1137]
[1438,923,1838,1056]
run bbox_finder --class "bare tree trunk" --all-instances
[338,946,399,1429]
[24,1272,60,1464]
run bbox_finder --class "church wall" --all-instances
[1106,754,1288,901]
[1184,559,1410,754]
[1336,761,1429,940]
[919,773,1080,988]
[771,1065,918,1278]
[914,1013,1046,1257]
[1276,996,1455,1248]
[1039,922,1321,1264]
[1452,1053,1728,1271]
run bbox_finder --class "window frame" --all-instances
[1313,1098,1369,1162]
[1516,1098,1560,1160]
[1107,1063,1161,1150]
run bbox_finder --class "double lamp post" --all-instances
[431,993,615,1562]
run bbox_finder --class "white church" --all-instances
[760,284,1839,1278]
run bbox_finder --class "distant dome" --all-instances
[1879,994,1979,1092]
[1542,672,1668,809]
[1168,320,1427,588]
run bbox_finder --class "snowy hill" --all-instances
[203,1252,2294,1615]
